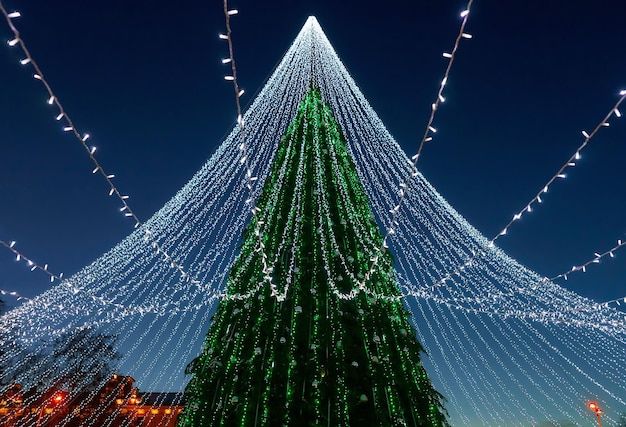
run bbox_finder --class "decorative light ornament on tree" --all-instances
[178,87,448,427]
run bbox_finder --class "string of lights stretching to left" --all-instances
[417,90,626,295]
[0,2,219,302]
[219,0,279,299]
[0,237,62,303]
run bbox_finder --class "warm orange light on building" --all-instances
[151,408,159,415]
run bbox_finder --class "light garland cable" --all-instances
[600,294,626,308]
[356,2,474,296]
[0,1,214,301]
[1,14,625,426]
[0,238,63,289]
[549,237,625,281]
[220,0,279,299]
[425,90,626,292]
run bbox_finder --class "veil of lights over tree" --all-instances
[178,87,448,427]
[1,14,625,427]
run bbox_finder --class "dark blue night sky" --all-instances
[1,0,625,310]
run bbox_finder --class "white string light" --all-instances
[0,10,624,427]
[220,0,279,298]
[600,295,626,308]
[549,238,626,282]
[424,90,626,293]
[359,0,475,296]
[0,238,63,287]
[0,1,215,300]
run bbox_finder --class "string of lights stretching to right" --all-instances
[359,1,474,295]
[419,90,626,294]
[0,2,219,301]
[600,295,626,308]
[549,238,625,282]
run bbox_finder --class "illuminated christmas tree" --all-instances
[179,87,447,426]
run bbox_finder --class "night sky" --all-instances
[1,0,625,311]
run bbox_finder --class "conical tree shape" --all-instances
[179,87,447,427]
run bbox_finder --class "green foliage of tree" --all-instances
[179,87,447,426]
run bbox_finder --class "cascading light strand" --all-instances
[600,295,626,308]
[0,238,63,288]
[548,238,626,282]
[359,0,474,295]
[220,0,277,297]
[423,90,626,293]
[0,0,213,298]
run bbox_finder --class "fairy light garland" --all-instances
[0,11,625,427]
[0,238,63,287]
[360,1,475,295]
[549,237,626,282]
[425,91,626,293]
[220,0,279,299]
[0,1,215,303]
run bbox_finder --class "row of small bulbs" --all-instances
[218,1,280,299]
[425,90,626,295]
[0,3,214,303]
[362,1,475,297]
